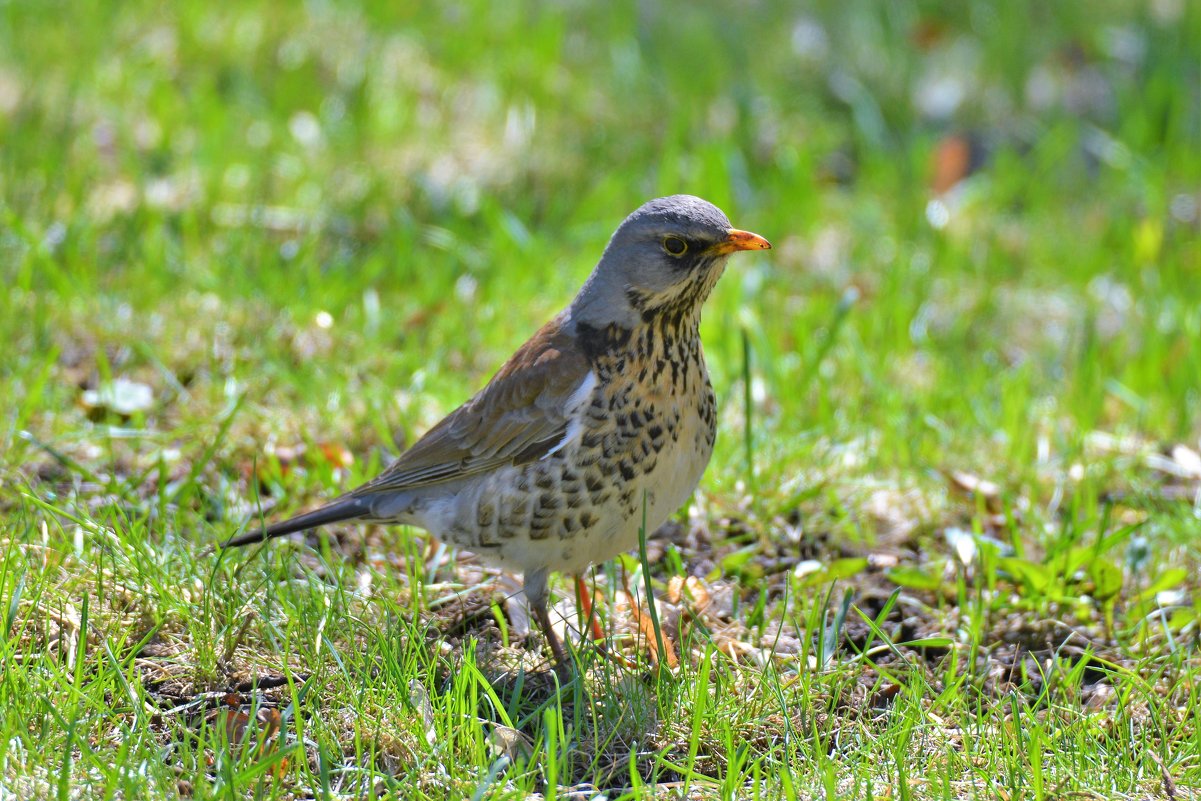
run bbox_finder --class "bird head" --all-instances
[571,195,770,329]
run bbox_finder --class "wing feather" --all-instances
[353,315,591,496]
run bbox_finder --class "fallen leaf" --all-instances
[666,575,685,604]
[318,441,355,469]
[212,704,281,757]
[871,682,902,708]
[945,469,1003,514]
[621,586,678,669]
[684,576,711,611]
[930,134,976,194]
[910,17,950,50]
[488,725,533,762]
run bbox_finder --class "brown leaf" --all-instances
[684,576,711,611]
[318,441,355,469]
[910,18,950,50]
[871,683,902,708]
[931,135,973,194]
[622,587,678,669]
[666,575,685,604]
[212,704,282,757]
[945,469,1003,514]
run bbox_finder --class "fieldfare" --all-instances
[222,195,771,667]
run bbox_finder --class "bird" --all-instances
[221,195,771,667]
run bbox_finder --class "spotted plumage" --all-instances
[221,195,771,667]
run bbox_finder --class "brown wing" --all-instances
[353,314,592,495]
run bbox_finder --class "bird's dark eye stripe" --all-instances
[663,235,688,256]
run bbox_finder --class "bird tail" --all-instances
[220,496,370,548]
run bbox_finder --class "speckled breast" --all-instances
[444,317,716,574]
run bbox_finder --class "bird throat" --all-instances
[576,260,723,387]
[575,301,707,399]
[626,260,725,327]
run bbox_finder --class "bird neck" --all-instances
[568,256,723,364]
[568,266,642,333]
[573,306,702,365]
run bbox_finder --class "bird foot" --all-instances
[530,597,574,678]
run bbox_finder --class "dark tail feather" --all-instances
[221,497,369,548]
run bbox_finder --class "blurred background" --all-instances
[1,0,1199,544]
[1,1,1199,795]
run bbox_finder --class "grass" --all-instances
[2,0,1200,797]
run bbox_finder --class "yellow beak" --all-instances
[709,228,772,256]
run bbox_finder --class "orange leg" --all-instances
[575,574,607,643]
[576,573,637,670]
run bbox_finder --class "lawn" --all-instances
[1,0,1199,798]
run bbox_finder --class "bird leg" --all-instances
[531,594,571,669]
[574,574,637,670]
[575,574,607,643]
[524,568,571,671]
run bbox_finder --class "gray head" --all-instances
[570,195,771,329]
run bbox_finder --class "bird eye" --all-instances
[663,236,688,256]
